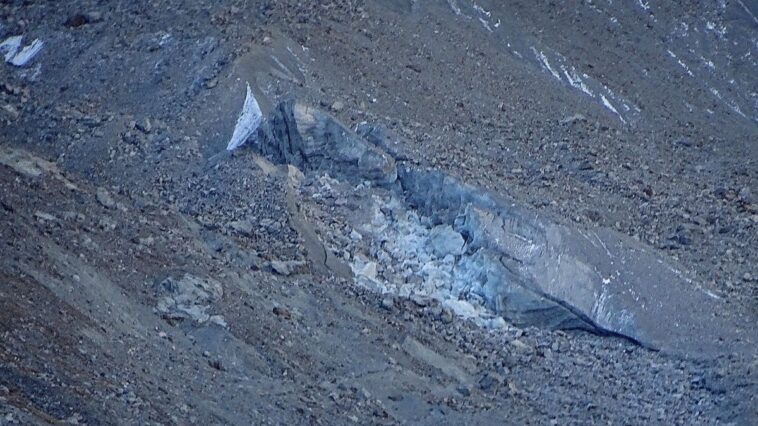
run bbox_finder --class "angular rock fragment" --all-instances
[154,274,224,326]
[270,259,306,276]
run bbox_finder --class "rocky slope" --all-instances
[1,0,756,424]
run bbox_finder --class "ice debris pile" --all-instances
[349,193,512,329]
[236,99,742,355]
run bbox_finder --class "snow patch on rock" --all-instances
[1,35,43,67]
[227,83,263,151]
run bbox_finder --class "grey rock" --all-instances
[560,114,586,125]
[410,294,431,307]
[155,274,223,325]
[478,372,504,391]
[272,306,292,320]
[270,260,306,276]
[85,11,103,23]
[135,118,152,134]
[456,384,472,397]
[229,220,254,236]
[96,187,115,209]
[427,224,465,257]
[380,296,395,310]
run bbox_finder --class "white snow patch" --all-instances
[709,88,747,118]
[472,3,491,17]
[561,65,594,97]
[226,83,263,151]
[601,95,626,123]
[0,35,21,62]
[705,21,727,38]
[700,56,716,70]
[472,3,496,32]
[9,39,43,67]
[1,36,43,67]
[531,47,562,81]
[478,17,493,32]
[447,0,461,15]
[667,49,694,77]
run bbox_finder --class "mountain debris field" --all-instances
[0,1,756,425]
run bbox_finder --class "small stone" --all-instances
[380,296,394,310]
[2,104,19,120]
[273,306,292,320]
[96,187,115,209]
[479,372,504,391]
[98,216,117,230]
[355,261,378,281]
[358,388,371,400]
[34,211,58,222]
[410,294,430,307]
[456,384,472,397]
[208,359,224,371]
[209,315,228,327]
[560,114,586,125]
[350,230,363,241]
[229,220,253,236]
[439,307,454,324]
[743,273,752,281]
[85,11,103,23]
[135,118,152,134]
[270,260,305,276]
[331,101,345,112]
